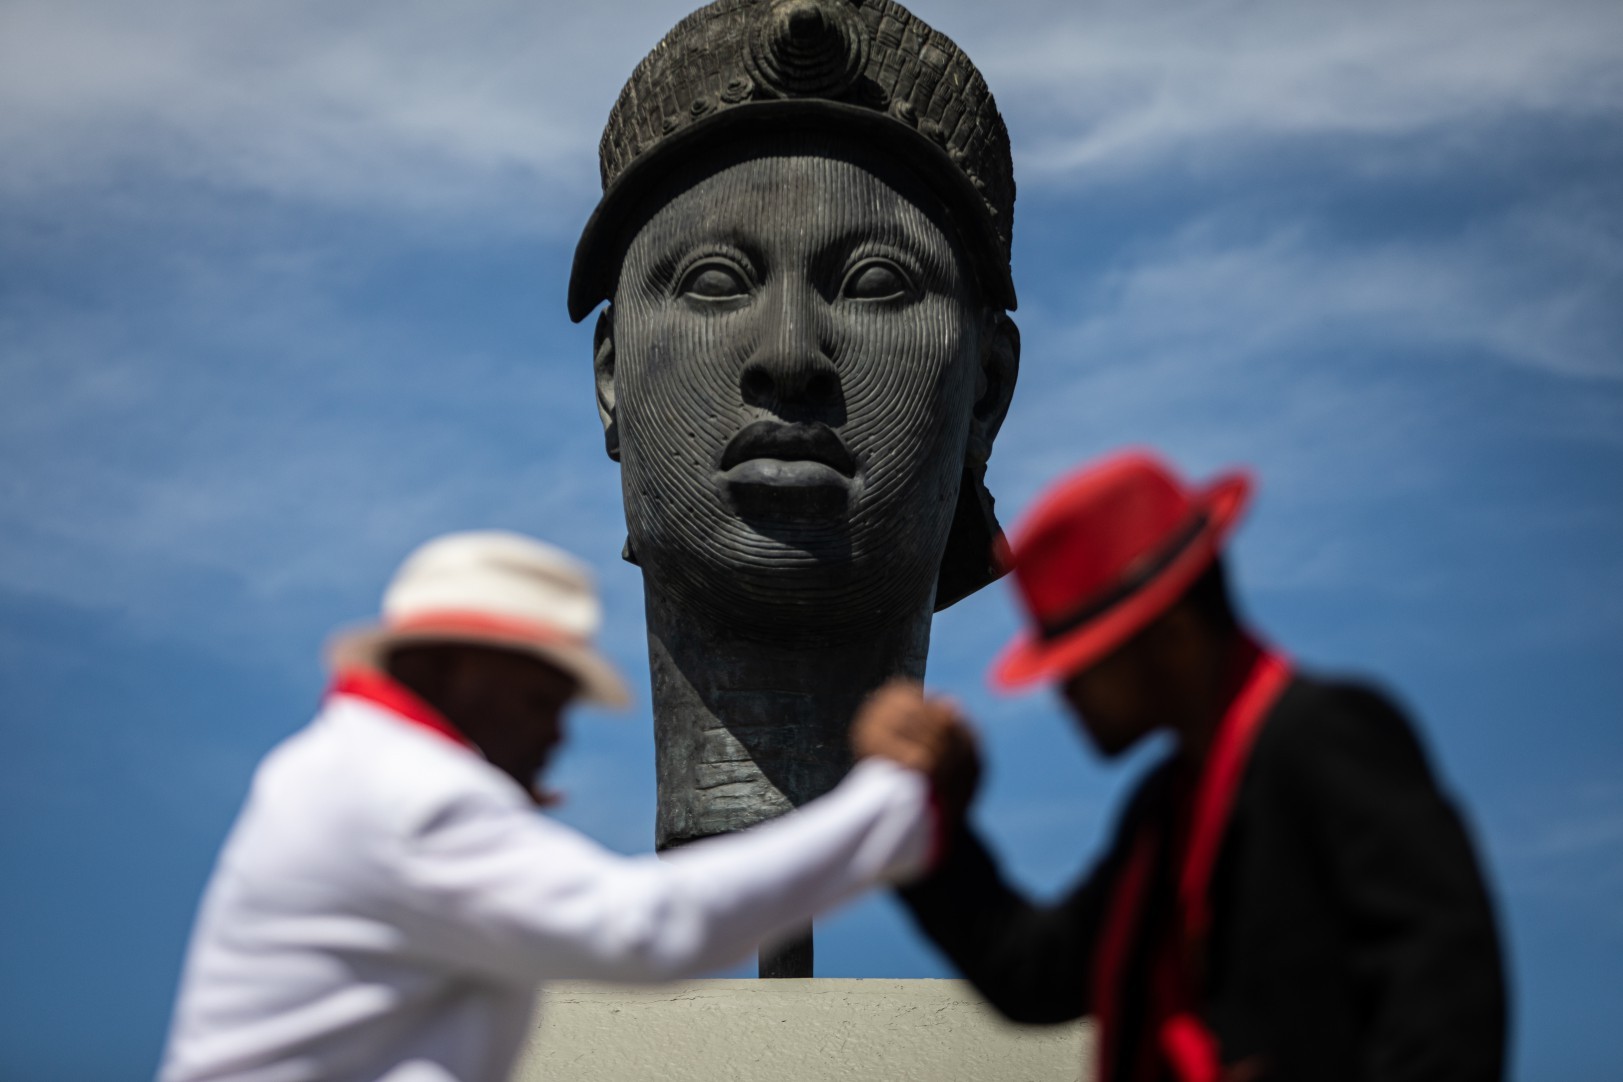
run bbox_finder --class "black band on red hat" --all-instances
[1038,512,1211,643]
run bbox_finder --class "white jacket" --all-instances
[159,673,935,1082]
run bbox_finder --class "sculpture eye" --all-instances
[679,259,751,300]
[841,259,913,301]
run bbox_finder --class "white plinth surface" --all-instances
[516,978,1092,1082]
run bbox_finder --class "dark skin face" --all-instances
[1060,601,1236,764]
[386,643,579,791]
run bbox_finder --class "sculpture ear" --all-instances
[968,312,1019,469]
[593,308,620,463]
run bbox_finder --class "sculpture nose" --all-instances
[740,287,841,415]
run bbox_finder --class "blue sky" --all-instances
[2,0,1620,1077]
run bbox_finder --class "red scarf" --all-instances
[329,667,477,751]
[1092,645,1293,1082]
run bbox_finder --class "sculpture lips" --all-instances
[720,420,856,477]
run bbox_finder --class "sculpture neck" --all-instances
[643,581,932,849]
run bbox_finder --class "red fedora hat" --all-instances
[992,450,1253,690]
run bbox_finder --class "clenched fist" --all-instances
[851,679,981,825]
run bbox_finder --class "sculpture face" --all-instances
[600,133,987,639]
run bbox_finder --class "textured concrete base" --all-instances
[516,979,1092,1082]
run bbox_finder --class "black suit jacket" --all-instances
[900,675,1506,1082]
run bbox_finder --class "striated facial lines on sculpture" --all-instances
[608,133,982,643]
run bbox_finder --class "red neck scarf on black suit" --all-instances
[1092,639,1294,1082]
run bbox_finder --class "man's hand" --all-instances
[851,679,981,825]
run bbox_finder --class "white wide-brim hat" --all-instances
[326,530,631,708]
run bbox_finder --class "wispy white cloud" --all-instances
[1027,194,1621,387]
[989,196,1620,525]
[0,0,672,225]
[3,0,1618,212]
[963,0,1623,177]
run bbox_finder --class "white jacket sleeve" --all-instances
[389,757,934,985]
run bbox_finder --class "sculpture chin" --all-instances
[717,459,854,522]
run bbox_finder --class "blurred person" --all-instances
[891,451,1506,1081]
[159,531,973,1082]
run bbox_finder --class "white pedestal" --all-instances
[517,978,1093,1082]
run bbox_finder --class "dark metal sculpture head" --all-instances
[572,0,1020,627]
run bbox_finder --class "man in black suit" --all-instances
[896,450,1506,1082]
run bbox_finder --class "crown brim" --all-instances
[567,99,1017,323]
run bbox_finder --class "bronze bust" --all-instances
[569,0,1019,971]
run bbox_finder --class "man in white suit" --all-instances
[160,530,971,1082]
